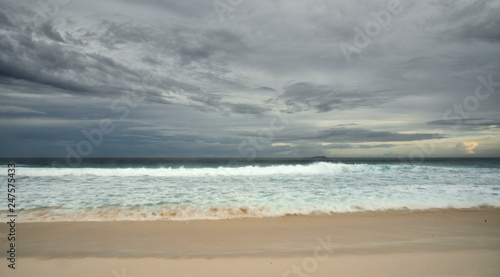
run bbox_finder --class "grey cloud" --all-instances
[0,106,47,114]
[225,103,270,115]
[427,118,500,128]
[256,86,276,92]
[426,1,500,42]
[0,12,260,116]
[1,0,499,158]
[308,128,439,143]
[276,82,393,113]
[120,0,214,19]
[173,28,248,65]
[337,123,357,127]
[325,143,397,149]
[40,22,65,42]
[277,82,343,113]
[308,128,444,143]
[96,20,154,49]
[0,27,142,98]
[356,143,396,149]
[238,127,444,144]
[0,11,13,27]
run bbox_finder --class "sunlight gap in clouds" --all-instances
[456,142,479,155]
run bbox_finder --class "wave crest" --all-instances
[20,162,346,177]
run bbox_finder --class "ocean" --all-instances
[2,158,500,222]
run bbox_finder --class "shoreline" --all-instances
[3,206,499,223]
[1,208,499,276]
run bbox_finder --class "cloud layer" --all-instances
[0,0,499,158]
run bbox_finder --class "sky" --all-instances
[0,0,499,160]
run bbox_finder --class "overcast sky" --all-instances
[0,0,499,160]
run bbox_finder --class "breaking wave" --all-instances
[6,161,500,222]
[19,162,346,177]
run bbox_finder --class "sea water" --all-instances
[2,158,499,222]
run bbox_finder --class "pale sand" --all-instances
[1,208,499,276]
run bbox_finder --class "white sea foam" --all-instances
[8,162,500,222]
[6,203,498,223]
[19,162,346,177]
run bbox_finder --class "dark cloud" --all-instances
[256,86,276,92]
[121,0,214,19]
[225,103,270,115]
[0,11,258,117]
[238,127,444,144]
[427,118,500,128]
[325,143,397,149]
[276,82,394,113]
[176,29,245,62]
[40,22,65,42]
[0,11,13,27]
[0,0,499,158]
[426,1,500,42]
[0,25,143,98]
[301,128,444,143]
[96,20,154,49]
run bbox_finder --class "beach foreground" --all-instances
[1,208,500,276]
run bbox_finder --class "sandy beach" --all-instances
[1,208,499,276]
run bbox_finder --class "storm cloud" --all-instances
[0,0,499,158]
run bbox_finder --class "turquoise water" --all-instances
[2,158,499,221]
